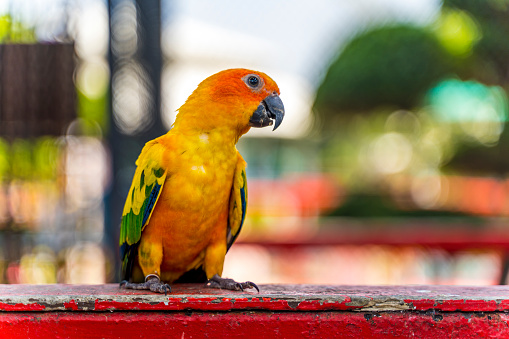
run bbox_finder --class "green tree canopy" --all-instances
[314,25,452,127]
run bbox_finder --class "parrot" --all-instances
[119,68,285,294]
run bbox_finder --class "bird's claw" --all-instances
[240,281,260,292]
[119,275,172,295]
[206,274,259,292]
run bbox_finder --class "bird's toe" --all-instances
[119,275,172,294]
[206,274,259,292]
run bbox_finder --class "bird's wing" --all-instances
[227,153,247,252]
[119,140,167,281]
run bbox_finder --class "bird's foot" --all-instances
[119,274,172,295]
[206,274,259,292]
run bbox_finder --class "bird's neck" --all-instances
[170,104,250,145]
[174,125,242,149]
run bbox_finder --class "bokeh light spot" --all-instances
[112,62,152,135]
[434,9,481,57]
[369,132,413,175]
[76,60,110,100]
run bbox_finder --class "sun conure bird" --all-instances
[119,69,285,293]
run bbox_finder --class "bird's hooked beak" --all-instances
[249,93,285,131]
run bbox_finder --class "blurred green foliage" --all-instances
[0,138,9,181]
[314,1,509,131]
[314,1,509,217]
[0,14,36,43]
[11,139,33,180]
[33,137,61,181]
[0,137,60,181]
[444,0,509,86]
[314,25,451,122]
[77,89,109,134]
[328,194,476,219]
[444,126,509,175]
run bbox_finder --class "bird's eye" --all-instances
[243,74,264,90]
[247,75,260,88]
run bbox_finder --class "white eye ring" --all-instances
[243,74,263,90]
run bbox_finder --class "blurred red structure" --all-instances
[248,175,340,218]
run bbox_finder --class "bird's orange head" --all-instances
[173,69,285,137]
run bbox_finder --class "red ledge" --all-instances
[0,284,508,313]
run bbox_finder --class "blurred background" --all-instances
[0,0,509,286]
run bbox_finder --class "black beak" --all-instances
[249,93,285,131]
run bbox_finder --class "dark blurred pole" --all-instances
[0,44,75,140]
[500,254,509,285]
[0,44,75,283]
[106,0,166,282]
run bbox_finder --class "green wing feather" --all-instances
[227,160,247,251]
[119,141,167,280]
